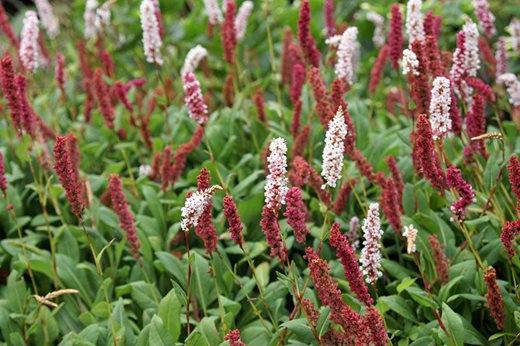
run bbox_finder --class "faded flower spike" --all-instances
[34,0,59,38]
[429,76,452,140]
[360,203,384,284]
[181,45,208,76]
[183,72,209,124]
[235,1,253,41]
[405,0,424,45]
[20,11,41,72]
[140,0,163,65]
[265,138,289,210]
[334,27,359,85]
[402,225,418,254]
[321,107,348,189]
[401,48,419,76]
[180,185,221,232]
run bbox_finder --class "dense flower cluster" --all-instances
[260,205,288,262]
[140,0,163,65]
[332,178,357,214]
[84,0,98,39]
[360,203,384,284]
[109,175,140,259]
[495,37,507,79]
[446,166,476,220]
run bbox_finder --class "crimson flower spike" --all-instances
[223,195,244,247]
[0,54,23,135]
[298,0,321,68]
[109,174,140,259]
[194,168,218,254]
[54,135,85,218]
[0,152,7,196]
[388,4,403,70]
[221,0,237,65]
[284,187,309,243]
[484,267,505,330]
[329,223,373,306]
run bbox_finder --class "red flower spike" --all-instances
[388,4,403,70]
[195,168,218,254]
[0,152,7,195]
[298,0,321,68]
[291,124,310,159]
[428,235,449,283]
[323,0,336,38]
[386,156,404,212]
[304,247,369,343]
[484,267,505,330]
[260,205,288,262]
[223,195,244,247]
[54,135,85,218]
[414,114,446,191]
[332,179,357,215]
[284,187,309,243]
[160,146,173,191]
[508,155,520,210]
[501,220,520,257]
[291,100,303,136]
[253,89,266,123]
[0,54,23,134]
[365,306,389,346]
[369,45,389,94]
[464,94,487,160]
[329,224,373,306]
[308,66,333,126]
[170,126,205,184]
[290,63,305,105]
[0,4,19,48]
[224,329,245,346]
[109,174,140,259]
[92,68,115,129]
[222,0,237,65]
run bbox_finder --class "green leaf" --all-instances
[379,295,417,322]
[405,287,437,309]
[397,277,416,293]
[316,307,331,337]
[158,290,181,342]
[280,318,313,341]
[441,303,464,346]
